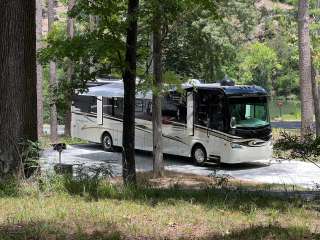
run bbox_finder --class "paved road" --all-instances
[271,121,302,129]
[41,144,320,189]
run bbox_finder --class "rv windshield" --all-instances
[229,97,270,128]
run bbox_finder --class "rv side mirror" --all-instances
[230,117,236,129]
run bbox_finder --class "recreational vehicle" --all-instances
[71,80,273,165]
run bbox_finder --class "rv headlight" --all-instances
[231,143,243,149]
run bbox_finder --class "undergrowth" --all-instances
[0,171,319,239]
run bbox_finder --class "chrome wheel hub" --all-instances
[195,148,205,163]
[103,136,112,149]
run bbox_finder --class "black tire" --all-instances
[101,132,113,152]
[192,144,207,166]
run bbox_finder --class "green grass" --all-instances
[269,100,301,121]
[0,174,318,239]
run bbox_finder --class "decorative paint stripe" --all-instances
[194,125,240,142]
[72,111,97,118]
[163,135,188,145]
[194,125,270,146]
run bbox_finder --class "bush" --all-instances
[0,177,20,197]
[274,131,320,163]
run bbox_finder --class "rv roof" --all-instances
[81,81,153,99]
[184,84,268,96]
[80,81,267,98]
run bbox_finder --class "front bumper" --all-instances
[221,141,273,164]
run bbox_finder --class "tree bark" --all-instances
[122,0,139,185]
[48,0,58,142]
[312,0,320,137]
[298,0,314,138]
[64,0,76,137]
[152,5,164,178]
[311,58,320,136]
[0,0,37,177]
[36,0,44,138]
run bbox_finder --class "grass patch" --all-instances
[269,100,301,121]
[0,172,319,239]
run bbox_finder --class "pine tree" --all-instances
[0,0,37,176]
[122,0,139,185]
[298,0,314,138]
[48,0,58,142]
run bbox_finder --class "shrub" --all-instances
[274,131,320,163]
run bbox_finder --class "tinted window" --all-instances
[73,96,97,114]
[229,97,270,128]
[135,99,152,121]
[103,97,114,116]
[114,98,124,118]
[195,91,225,131]
[162,92,186,124]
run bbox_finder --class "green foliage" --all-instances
[18,139,41,178]
[310,0,320,72]
[64,164,113,200]
[269,99,301,120]
[42,64,67,124]
[235,42,282,91]
[39,0,306,113]
[0,177,20,197]
[38,173,68,194]
[163,0,258,82]
[40,0,257,88]
[274,131,320,162]
[0,172,318,240]
[230,2,300,96]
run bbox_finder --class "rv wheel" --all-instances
[192,144,207,166]
[102,132,113,152]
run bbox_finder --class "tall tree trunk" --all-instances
[311,58,320,136]
[36,0,44,138]
[0,0,37,177]
[122,0,139,185]
[48,0,58,142]
[298,0,314,138]
[64,0,76,137]
[152,6,164,178]
[312,0,320,137]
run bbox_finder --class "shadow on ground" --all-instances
[60,173,319,212]
[0,222,318,240]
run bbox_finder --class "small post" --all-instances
[277,100,284,120]
[59,151,62,165]
[52,143,73,175]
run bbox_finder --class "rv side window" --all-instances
[195,92,209,127]
[135,99,152,121]
[135,99,144,113]
[162,93,186,124]
[114,98,124,118]
[73,96,97,115]
[103,97,114,116]
[195,91,225,131]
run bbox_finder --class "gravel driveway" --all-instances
[40,144,320,189]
